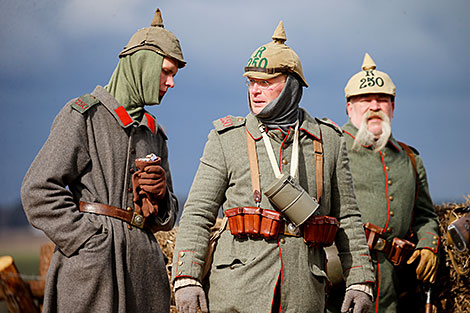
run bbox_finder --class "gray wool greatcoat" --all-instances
[21,86,178,313]
[172,110,375,313]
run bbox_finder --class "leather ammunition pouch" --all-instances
[225,207,282,240]
[225,207,339,247]
[303,215,340,248]
[364,222,416,266]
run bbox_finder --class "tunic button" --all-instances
[127,207,132,211]
[238,117,244,122]
[178,271,182,275]
[432,241,437,245]
[178,261,183,266]
[390,211,394,216]
[388,180,392,185]
[383,152,387,157]
[387,227,392,233]
[179,252,185,257]
[389,195,394,201]
[129,168,135,173]
[282,159,288,165]
[280,238,286,244]
[386,166,390,171]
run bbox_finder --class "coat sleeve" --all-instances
[411,155,439,253]
[171,129,228,282]
[21,104,100,257]
[150,139,179,232]
[330,135,375,287]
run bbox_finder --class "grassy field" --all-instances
[0,227,51,313]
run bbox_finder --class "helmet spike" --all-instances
[150,8,164,28]
[272,21,287,44]
[362,53,376,71]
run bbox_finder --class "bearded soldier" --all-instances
[340,53,439,313]
[21,9,184,313]
[171,22,375,313]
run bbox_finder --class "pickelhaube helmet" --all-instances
[119,8,186,68]
[243,21,308,87]
[344,53,395,99]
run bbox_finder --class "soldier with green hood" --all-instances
[338,53,439,313]
[21,8,185,313]
[171,22,375,313]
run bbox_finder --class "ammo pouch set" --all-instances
[225,207,339,247]
[223,126,340,247]
[364,222,415,266]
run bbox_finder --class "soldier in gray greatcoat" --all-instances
[21,9,185,313]
[171,22,375,313]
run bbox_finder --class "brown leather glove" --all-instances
[407,248,438,283]
[132,154,167,218]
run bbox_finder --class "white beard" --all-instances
[352,111,392,152]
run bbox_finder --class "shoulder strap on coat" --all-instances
[71,93,99,113]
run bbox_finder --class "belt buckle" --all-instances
[284,222,301,237]
[131,212,146,228]
[374,238,386,251]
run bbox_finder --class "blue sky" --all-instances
[0,0,469,208]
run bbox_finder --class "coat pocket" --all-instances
[214,256,250,270]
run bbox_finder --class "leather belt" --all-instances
[373,237,392,255]
[79,201,148,230]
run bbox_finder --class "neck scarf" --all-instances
[105,50,163,121]
[251,74,303,132]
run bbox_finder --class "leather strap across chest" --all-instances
[245,127,323,204]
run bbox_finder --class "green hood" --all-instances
[105,50,163,121]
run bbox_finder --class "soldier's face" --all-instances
[248,75,286,114]
[159,57,179,99]
[347,94,395,138]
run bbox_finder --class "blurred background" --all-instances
[0,1,468,310]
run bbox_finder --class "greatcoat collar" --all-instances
[245,108,321,142]
[91,86,158,135]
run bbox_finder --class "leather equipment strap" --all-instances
[397,141,419,232]
[246,128,261,204]
[246,126,324,203]
[79,201,148,230]
[313,134,323,202]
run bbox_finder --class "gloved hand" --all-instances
[137,164,167,199]
[407,248,438,283]
[341,290,373,313]
[132,154,167,217]
[175,285,208,313]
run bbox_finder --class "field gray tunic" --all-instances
[21,86,178,313]
[172,110,375,313]
[342,120,439,313]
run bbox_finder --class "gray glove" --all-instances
[175,285,208,313]
[341,290,373,313]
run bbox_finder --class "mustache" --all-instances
[365,110,386,121]
[352,110,391,152]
